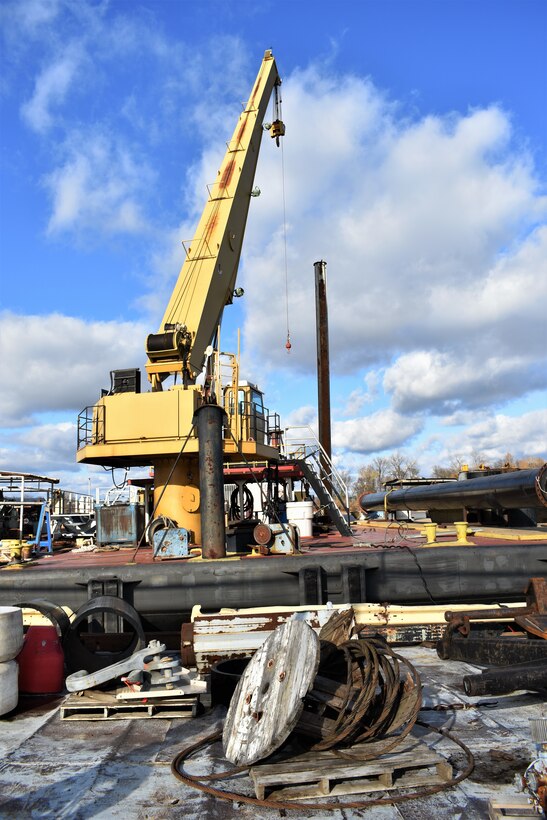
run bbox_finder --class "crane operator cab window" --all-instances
[223,381,267,445]
[239,383,266,445]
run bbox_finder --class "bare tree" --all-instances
[353,464,378,497]
[493,452,516,469]
[518,456,545,469]
[386,451,420,481]
[431,464,456,479]
[469,450,488,469]
[371,456,389,490]
[448,455,466,474]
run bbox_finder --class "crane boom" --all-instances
[145,49,284,389]
[77,50,285,545]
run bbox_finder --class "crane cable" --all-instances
[280,125,291,353]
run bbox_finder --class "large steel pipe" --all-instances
[195,404,227,559]
[314,260,332,467]
[463,660,547,696]
[359,465,547,512]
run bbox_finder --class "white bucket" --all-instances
[287,501,314,538]
[0,606,24,663]
[0,660,19,716]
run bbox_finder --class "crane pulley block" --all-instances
[270,119,286,140]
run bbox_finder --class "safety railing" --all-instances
[77,404,105,449]
[52,490,95,515]
[282,425,350,525]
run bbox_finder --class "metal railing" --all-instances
[77,404,105,449]
[282,425,350,521]
[52,490,94,515]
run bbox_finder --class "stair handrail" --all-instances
[282,425,350,520]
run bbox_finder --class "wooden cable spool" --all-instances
[223,619,320,766]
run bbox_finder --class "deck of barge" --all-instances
[0,645,544,819]
[3,522,547,570]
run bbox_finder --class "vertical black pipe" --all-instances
[195,404,227,559]
[314,260,332,469]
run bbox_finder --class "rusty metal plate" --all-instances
[222,619,319,765]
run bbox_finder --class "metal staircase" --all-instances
[282,426,353,537]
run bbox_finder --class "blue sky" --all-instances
[0,0,546,491]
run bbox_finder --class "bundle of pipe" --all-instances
[360,464,547,513]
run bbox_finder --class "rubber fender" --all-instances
[14,599,71,642]
[64,595,145,674]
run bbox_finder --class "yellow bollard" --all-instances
[9,543,23,562]
[454,521,471,545]
[423,523,437,544]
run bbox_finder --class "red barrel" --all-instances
[17,626,64,694]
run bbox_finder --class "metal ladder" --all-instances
[283,426,352,537]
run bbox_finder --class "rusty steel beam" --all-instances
[188,601,527,673]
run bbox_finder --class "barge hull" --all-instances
[1,542,546,629]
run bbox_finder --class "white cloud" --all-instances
[333,409,424,454]
[0,420,149,492]
[0,312,147,425]
[383,348,546,414]
[2,0,61,37]
[44,131,155,235]
[21,46,84,132]
[4,421,78,474]
[283,405,317,432]
[238,68,546,385]
[460,409,547,459]
[419,408,547,472]
[341,371,381,416]
[0,424,141,492]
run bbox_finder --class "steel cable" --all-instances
[171,636,474,810]
[171,719,475,812]
[307,637,421,756]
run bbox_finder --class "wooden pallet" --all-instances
[488,797,544,819]
[250,734,452,801]
[60,691,199,721]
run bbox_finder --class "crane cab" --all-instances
[224,381,267,446]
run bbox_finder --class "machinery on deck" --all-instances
[76,51,285,548]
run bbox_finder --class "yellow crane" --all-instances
[76,50,285,545]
